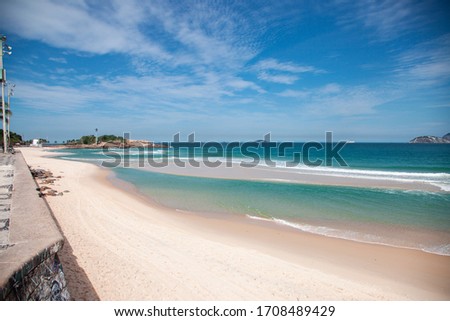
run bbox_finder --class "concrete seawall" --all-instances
[0,151,70,300]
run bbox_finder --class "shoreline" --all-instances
[18,147,450,300]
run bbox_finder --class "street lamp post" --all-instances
[1,35,12,153]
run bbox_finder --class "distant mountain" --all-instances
[409,133,450,143]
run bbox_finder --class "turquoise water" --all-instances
[111,167,450,254]
[53,143,450,255]
[56,143,450,174]
[57,143,450,191]
[113,167,450,229]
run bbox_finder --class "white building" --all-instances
[30,139,42,147]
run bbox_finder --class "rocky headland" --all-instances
[409,133,450,143]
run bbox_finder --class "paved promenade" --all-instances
[0,151,68,300]
[0,154,14,252]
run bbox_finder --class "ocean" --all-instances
[54,143,450,255]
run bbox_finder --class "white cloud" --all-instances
[394,33,450,86]
[1,0,170,59]
[254,58,319,73]
[224,77,265,93]
[336,0,430,40]
[138,0,268,74]
[278,89,309,98]
[303,86,384,116]
[278,83,341,98]
[48,57,67,64]
[2,0,317,98]
[13,81,116,112]
[280,84,392,116]
[13,70,264,118]
[258,72,299,85]
[253,58,323,84]
[319,83,341,94]
[4,0,281,113]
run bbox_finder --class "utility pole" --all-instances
[1,71,5,153]
[7,83,15,143]
[1,35,12,153]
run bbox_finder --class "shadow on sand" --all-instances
[58,236,100,300]
[43,198,100,300]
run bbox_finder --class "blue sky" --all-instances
[1,0,449,142]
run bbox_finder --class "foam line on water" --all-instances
[255,162,450,191]
[245,215,450,256]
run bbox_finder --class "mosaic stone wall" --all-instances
[4,252,70,301]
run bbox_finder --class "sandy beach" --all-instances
[17,147,450,300]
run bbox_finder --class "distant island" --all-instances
[409,133,450,143]
[64,134,168,149]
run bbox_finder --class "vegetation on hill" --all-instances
[67,134,125,145]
